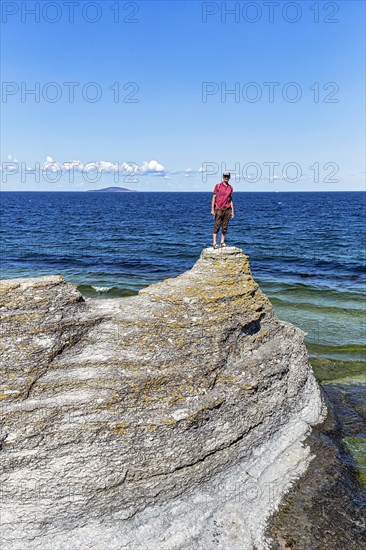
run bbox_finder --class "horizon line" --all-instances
[1,190,365,193]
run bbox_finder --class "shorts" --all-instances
[213,208,232,235]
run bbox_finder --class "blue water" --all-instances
[1,191,366,482]
[1,191,365,293]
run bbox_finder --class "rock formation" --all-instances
[0,247,326,549]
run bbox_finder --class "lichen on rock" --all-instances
[0,247,326,549]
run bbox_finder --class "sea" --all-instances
[1,190,365,487]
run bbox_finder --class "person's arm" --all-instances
[211,194,216,215]
[211,187,217,215]
[230,199,235,218]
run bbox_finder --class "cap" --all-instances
[223,171,231,177]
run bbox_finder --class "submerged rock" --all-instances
[0,247,326,549]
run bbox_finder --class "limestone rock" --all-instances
[0,247,326,549]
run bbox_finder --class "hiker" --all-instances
[211,171,234,249]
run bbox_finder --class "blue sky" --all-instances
[1,0,365,191]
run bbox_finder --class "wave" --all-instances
[307,342,365,364]
[323,375,366,386]
[260,280,365,301]
[308,342,365,354]
[269,296,366,316]
[91,285,111,292]
[76,284,138,298]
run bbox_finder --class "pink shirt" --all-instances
[213,182,233,209]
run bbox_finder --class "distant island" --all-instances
[86,187,138,192]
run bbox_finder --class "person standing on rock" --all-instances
[211,171,235,249]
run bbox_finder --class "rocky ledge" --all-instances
[0,247,326,549]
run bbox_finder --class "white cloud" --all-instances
[42,157,61,172]
[1,155,213,180]
[36,157,165,175]
[121,162,138,173]
[97,161,119,172]
[2,154,19,170]
[139,160,165,173]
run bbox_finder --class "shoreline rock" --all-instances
[0,247,326,549]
